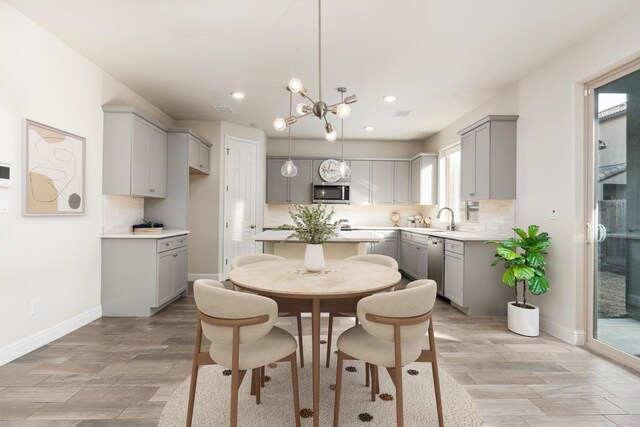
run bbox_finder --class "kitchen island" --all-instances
[253,230,382,259]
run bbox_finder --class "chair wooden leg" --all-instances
[252,368,261,404]
[326,313,334,368]
[260,365,265,388]
[370,364,376,402]
[250,368,256,396]
[429,321,444,427]
[333,351,344,427]
[289,353,301,427]
[394,360,404,427]
[186,323,202,427]
[230,367,240,427]
[296,313,304,368]
[365,362,370,387]
[374,365,380,395]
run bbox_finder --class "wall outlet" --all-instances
[547,208,558,220]
[30,300,38,315]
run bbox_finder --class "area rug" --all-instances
[159,336,484,426]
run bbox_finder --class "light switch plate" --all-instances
[547,208,558,220]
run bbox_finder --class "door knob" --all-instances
[249,225,256,229]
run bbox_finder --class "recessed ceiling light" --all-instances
[383,95,397,103]
[364,126,374,131]
[231,92,245,99]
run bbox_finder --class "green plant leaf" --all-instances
[512,265,536,281]
[528,275,550,295]
[502,268,516,286]
[514,228,528,240]
[530,241,551,252]
[496,246,520,260]
[526,252,546,269]
[500,238,523,249]
[528,225,540,237]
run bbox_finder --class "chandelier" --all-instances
[273,0,358,142]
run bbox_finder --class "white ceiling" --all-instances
[7,0,640,140]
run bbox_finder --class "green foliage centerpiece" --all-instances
[488,225,551,336]
[287,204,347,272]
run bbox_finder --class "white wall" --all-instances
[424,9,640,345]
[268,138,424,159]
[0,0,173,364]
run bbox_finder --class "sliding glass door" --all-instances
[587,60,640,367]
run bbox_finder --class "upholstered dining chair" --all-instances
[187,279,301,427]
[332,279,443,427]
[325,254,399,372]
[230,254,305,367]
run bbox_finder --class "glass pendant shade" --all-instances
[338,160,351,178]
[325,130,337,141]
[281,159,298,177]
[274,117,287,131]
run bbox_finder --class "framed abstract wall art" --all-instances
[24,119,86,215]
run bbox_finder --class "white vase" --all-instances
[507,301,540,337]
[304,244,325,272]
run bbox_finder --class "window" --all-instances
[439,143,477,224]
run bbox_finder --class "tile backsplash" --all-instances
[103,195,144,234]
[265,199,515,235]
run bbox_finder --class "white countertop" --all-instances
[253,230,382,243]
[101,230,189,239]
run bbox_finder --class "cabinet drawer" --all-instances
[375,230,398,239]
[173,235,188,248]
[444,239,464,255]
[157,237,174,253]
[412,233,428,246]
[401,231,413,241]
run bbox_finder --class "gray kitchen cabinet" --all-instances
[394,161,410,204]
[266,158,312,203]
[410,154,438,205]
[101,233,188,317]
[103,107,168,198]
[444,250,464,307]
[372,161,394,204]
[415,242,428,280]
[349,160,372,205]
[458,115,518,201]
[145,128,213,229]
[368,230,399,261]
[187,133,212,174]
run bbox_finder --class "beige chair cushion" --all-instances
[230,253,285,270]
[194,279,277,344]
[357,280,437,342]
[209,326,298,370]
[337,325,423,368]
[345,254,399,270]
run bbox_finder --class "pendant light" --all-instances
[281,89,298,177]
[337,87,351,178]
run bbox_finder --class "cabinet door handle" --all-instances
[165,243,170,247]
[200,164,203,168]
[150,189,155,193]
[249,225,256,229]
[468,193,475,196]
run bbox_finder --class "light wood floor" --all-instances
[1,285,639,426]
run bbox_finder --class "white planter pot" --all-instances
[507,301,539,337]
[304,244,325,272]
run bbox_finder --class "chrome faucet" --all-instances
[436,207,457,231]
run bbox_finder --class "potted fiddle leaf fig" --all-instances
[488,225,551,336]
[287,203,347,272]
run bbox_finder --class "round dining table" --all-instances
[228,259,401,427]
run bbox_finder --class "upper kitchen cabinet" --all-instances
[458,115,518,201]
[186,131,211,175]
[410,154,438,205]
[349,160,372,205]
[393,161,410,205]
[266,158,313,204]
[371,161,394,204]
[103,106,168,198]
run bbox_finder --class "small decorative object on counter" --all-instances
[390,211,400,227]
[414,213,423,227]
[407,215,415,227]
[487,225,551,336]
[287,203,347,272]
[424,216,432,227]
[132,219,164,233]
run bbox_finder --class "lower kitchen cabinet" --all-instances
[399,231,428,280]
[444,249,464,307]
[366,230,399,261]
[101,233,188,316]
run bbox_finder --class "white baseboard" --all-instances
[628,293,640,308]
[188,273,226,282]
[540,317,586,345]
[0,305,102,366]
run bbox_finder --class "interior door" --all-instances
[224,137,258,277]
[586,59,640,368]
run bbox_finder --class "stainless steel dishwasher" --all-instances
[427,236,445,296]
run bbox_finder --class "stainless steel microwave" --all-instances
[312,184,350,204]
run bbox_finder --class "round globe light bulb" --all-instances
[296,103,308,115]
[281,159,298,177]
[273,117,287,131]
[338,161,351,178]
[335,103,351,118]
[288,78,303,93]
[325,130,338,142]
